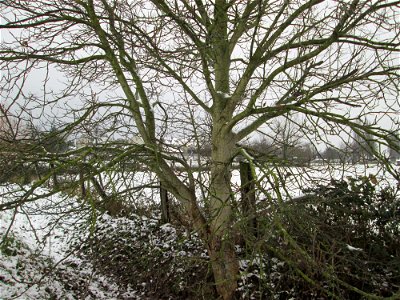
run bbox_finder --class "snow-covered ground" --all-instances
[99,163,399,204]
[0,185,140,299]
[247,163,399,199]
[1,163,398,299]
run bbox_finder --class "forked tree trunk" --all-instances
[174,172,239,300]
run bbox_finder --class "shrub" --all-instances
[71,177,400,299]
[243,176,400,299]
[73,214,214,299]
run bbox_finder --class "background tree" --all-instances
[39,125,70,153]
[1,1,400,298]
[388,131,400,162]
[249,134,315,165]
[269,113,303,161]
[351,120,379,164]
[321,145,347,163]
[39,125,71,187]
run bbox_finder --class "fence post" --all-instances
[240,160,257,239]
[79,166,86,199]
[160,182,170,223]
[50,162,59,189]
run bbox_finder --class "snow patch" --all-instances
[346,244,363,252]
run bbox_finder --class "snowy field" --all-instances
[1,163,399,299]
[0,185,144,299]
[98,163,399,204]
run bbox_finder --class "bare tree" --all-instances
[351,119,379,163]
[1,1,400,298]
[388,130,400,162]
[268,113,305,161]
[321,145,346,163]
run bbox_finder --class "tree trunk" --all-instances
[208,237,238,300]
[208,127,239,300]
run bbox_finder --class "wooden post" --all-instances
[240,161,257,238]
[160,182,170,224]
[80,167,86,199]
[50,162,59,189]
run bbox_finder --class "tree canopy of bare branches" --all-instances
[1,1,400,298]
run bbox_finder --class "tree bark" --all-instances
[208,123,239,299]
[208,238,238,300]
